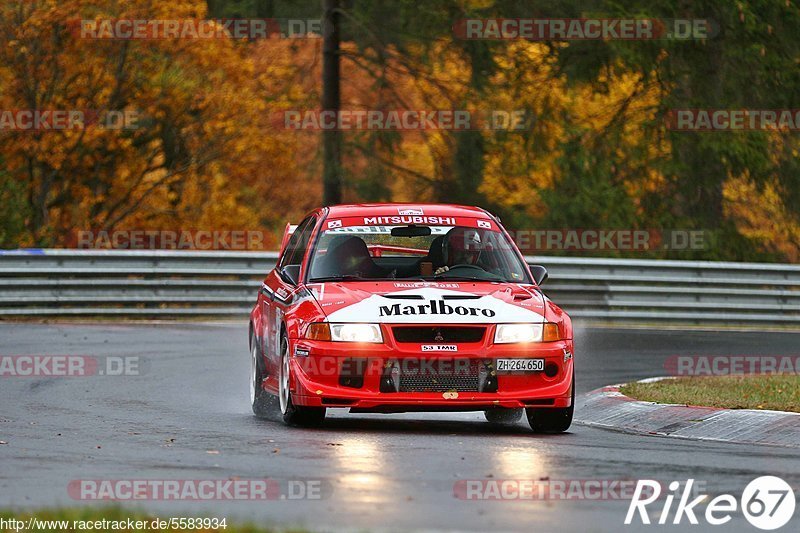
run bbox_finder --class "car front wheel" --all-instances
[526,370,574,433]
[484,408,523,425]
[250,332,272,418]
[278,334,326,427]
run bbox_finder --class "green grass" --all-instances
[620,375,800,413]
[0,508,309,533]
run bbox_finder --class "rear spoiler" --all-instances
[278,223,297,255]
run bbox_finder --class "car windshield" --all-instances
[307,224,530,283]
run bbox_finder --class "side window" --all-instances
[279,216,317,268]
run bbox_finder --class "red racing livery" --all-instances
[249,204,574,432]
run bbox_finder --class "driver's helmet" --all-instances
[442,227,482,266]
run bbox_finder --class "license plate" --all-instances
[496,358,544,372]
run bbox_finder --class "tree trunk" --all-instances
[322,0,342,205]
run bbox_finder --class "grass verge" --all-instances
[620,375,800,413]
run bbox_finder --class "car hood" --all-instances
[306,280,545,324]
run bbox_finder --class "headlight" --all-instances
[305,323,383,343]
[493,323,562,343]
[494,323,542,343]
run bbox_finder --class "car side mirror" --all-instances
[279,265,301,286]
[530,265,548,285]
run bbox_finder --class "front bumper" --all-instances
[286,331,574,412]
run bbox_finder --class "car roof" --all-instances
[323,203,492,219]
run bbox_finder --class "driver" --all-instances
[434,227,483,275]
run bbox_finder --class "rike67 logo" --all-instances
[626,477,796,530]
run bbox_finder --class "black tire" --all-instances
[526,370,575,433]
[484,408,523,425]
[278,334,326,427]
[250,332,272,418]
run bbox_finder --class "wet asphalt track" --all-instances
[0,322,799,532]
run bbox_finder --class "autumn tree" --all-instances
[0,0,309,247]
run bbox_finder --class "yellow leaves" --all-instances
[459,0,496,10]
[723,176,800,262]
[0,0,313,243]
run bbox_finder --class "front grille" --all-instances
[392,326,485,343]
[380,359,497,393]
[400,373,479,392]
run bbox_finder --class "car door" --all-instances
[260,215,318,390]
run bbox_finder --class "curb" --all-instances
[574,378,800,448]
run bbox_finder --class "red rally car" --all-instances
[249,204,575,432]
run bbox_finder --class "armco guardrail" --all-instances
[0,250,798,324]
